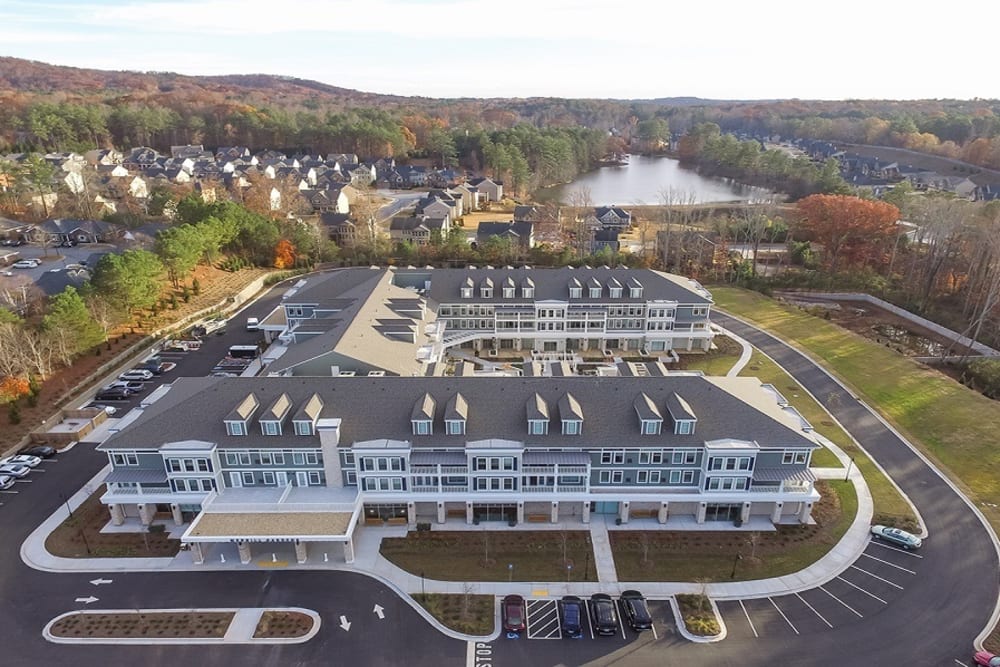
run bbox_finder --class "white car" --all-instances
[0,474,14,490]
[11,259,39,269]
[0,463,31,478]
[0,455,41,468]
[119,369,154,381]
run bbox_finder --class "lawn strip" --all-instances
[413,593,494,635]
[50,612,233,639]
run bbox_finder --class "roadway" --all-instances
[0,287,995,666]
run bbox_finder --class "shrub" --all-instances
[8,402,21,424]
[191,278,201,296]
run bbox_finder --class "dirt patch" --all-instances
[44,484,181,558]
[413,594,494,636]
[50,612,233,638]
[253,611,314,639]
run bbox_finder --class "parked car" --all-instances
[974,651,1000,667]
[19,445,56,458]
[589,593,619,636]
[0,463,31,478]
[107,380,145,392]
[139,358,175,375]
[559,595,584,638]
[12,259,39,268]
[620,590,653,631]
[870,524,922,550]
[95,386,134,401]
[119,369,154,381]
[0,474,14,490]
[501,594,526,637]
[0,454,41,468]
[246,317,260,331]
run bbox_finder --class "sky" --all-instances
[1,0,997,101]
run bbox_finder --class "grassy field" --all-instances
[612,480,856,582]
[710,285,1000,532]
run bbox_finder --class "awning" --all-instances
[103,468,168,484]
[752,467,816,483]
[184,511,355,541]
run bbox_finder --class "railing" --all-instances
[410,466,437,474]
[440,486,468,493]
[522,485,556,493]
[522,465,588,474]
[440,466,469,474]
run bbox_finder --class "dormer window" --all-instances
[558,392,584,436]
[503,287,514,299]
[226,421,246,436]
[444,392,467,436]
[569,286,582,298]
[676,420,694,435]
[666,392,697,435]
[481,287,492,298]
[461,287,473,298]
[630,287,643,298]
[412,392,435,435]
[262,420,281,436]
[634,393,662,435]
[294,421,314,436]
[414,420,432,435]
[526,393,549,435]
[522,287,534,298]
[589,286,601,298]
[609,287,622,298]
[528,420,548,435]
[562,419,581,435]
[224,393,258,437]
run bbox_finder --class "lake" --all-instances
[537,154,773,206]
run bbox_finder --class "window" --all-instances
[461,287,473,298]
[112,453,139,466]
[197,459,210,472]
[262,471,275,485]
[273,452,285,465]
[167,459,182,473]
[200,479,214,491]
[294,421,314,436]
[446,420,465,435]
[676,421,693,435]
[224,452,238,466]
[599,470,623,484]
[260,452,273,465]
[630,287,642,298]
[346,471,357,485]
[413,420,431,436]
[226,421,246,436]
[599,450,625,465]
[308,471,322,485]
[293,452,306,466]
[692,307,707,316]
[562,420,581,435]
[739,457,752,470]
[343,452,355,466]
[648,471,661,484]
[522,287,534,298]
[669,470,681,484]
[306,453,319,465]
[637,470,648,484]
[503,287,514,299]
[480,288,492,298]
[782,451,808,465]
[589,287,601,298]
[242,472,255,486]
[609,287,622,298]
[641,421,661,435]
[528,420,548,435]
[599,470,611,484]
[682,470,695,484]
[262,421,280,436]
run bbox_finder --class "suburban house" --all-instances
[30,218,118,244]
[389,215,450,245]
[95,370,821,566]
[592,228,621,253]
[592,206,632,229]
[476,221,535,249]
[319,212,357,247]
[468,177,503,202]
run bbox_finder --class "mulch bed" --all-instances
[50,612,233,638]
[413,594,494,635]
[675,594,721,636]
[253,611,314,638]
[44,484,181,558]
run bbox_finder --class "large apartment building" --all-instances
[97,373,821,565]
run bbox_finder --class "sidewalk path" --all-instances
[713,324,754,377]
[589,517,619,584]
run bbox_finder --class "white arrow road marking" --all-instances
[373,604,385,620]
[339,615,351,631]
[75,596,99,604]
[90,578,113,586]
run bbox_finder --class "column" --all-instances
[437,502,445,524]
[618,501,630,524]
[550,501,559,523]
[466,502,474,525]
[343,538,355,564]
[581,338,588,351]
[741,502,752,523]
[170,503,183,526]
[658,502,669,524]
[189,542,204,565]
[407,502,416,529]
[696,502,707,524]
[109,503,125,526]
[515,338,522,351]
[516,502,524,524]
[582,501,591,524]
[294,540,307,564]
[137,503,152,526]
[798,501,814,523]
[771,502,784,524]
[237,541,252,565]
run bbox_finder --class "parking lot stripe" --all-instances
[860,552,917,575]
[794,593,833,629]
[768,597,799,635]
[619,605,626,640]
[836,576,888,604]
[849,565,904,590]
[818,586,863,618]
[738,600,759,638]
[14,479,32,483]
[869,540,923,558]
[0,490,17,494]
[651,623,658,640]
[585,601,595,639]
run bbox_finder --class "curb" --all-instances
[669,595,726,644]
[42,606,321,645]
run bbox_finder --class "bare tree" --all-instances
[567,187,594,258]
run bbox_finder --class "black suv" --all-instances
[589,593,619,636]
[95,386,134,401]
[620,590,653,631]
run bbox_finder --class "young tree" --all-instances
[90,250,164,315]
[42,286,104,364]
[155,224,205,287]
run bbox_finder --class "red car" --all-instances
[501,595,526,637]
[974,651,1000,667]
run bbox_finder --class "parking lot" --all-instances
[513,595,675,642]
[718,538,921,640]
[0,242,111,281]
[0,453,61,503]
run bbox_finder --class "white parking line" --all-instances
[836,576,888,604]
[619,606,626,640]
[585,602,595,639]
[768,597,799,635]
[651,623,658,640]
[739,600,759,637]
[14,479,32,483]
[849,565,904,590]
[525,600,560,639]
[794,593,833,629]
[818,586,863,618]
[869,540,923,558]
[860,552,917,575]
[0,490,17,494]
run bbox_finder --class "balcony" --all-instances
[440,466,469,474]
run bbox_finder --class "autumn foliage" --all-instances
[273,239,296,269]
[795,195,900,274]
[0,376,30,404]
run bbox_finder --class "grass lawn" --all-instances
[413,594,494,635]
[45,485,181,558]
[611,480,856,582]
[380,530,597,582]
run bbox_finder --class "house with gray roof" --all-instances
[94,372,821,565]
[476,221,535,249]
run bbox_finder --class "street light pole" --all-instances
[731,552,743,579]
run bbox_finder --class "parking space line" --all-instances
[585,601,594,639]
[794,593,833,629]
[651,623,658,640]
[525,600,560,639]
[869,540,923,558]
[618,604,626,640]
[0,490,17,494]
[836,576,888,604]
[14,479,32,483]
[768,597,799,635]
[860,552,917,574]
[849,565,904,590]
[738,600,758,638]
[818,586,863,618]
